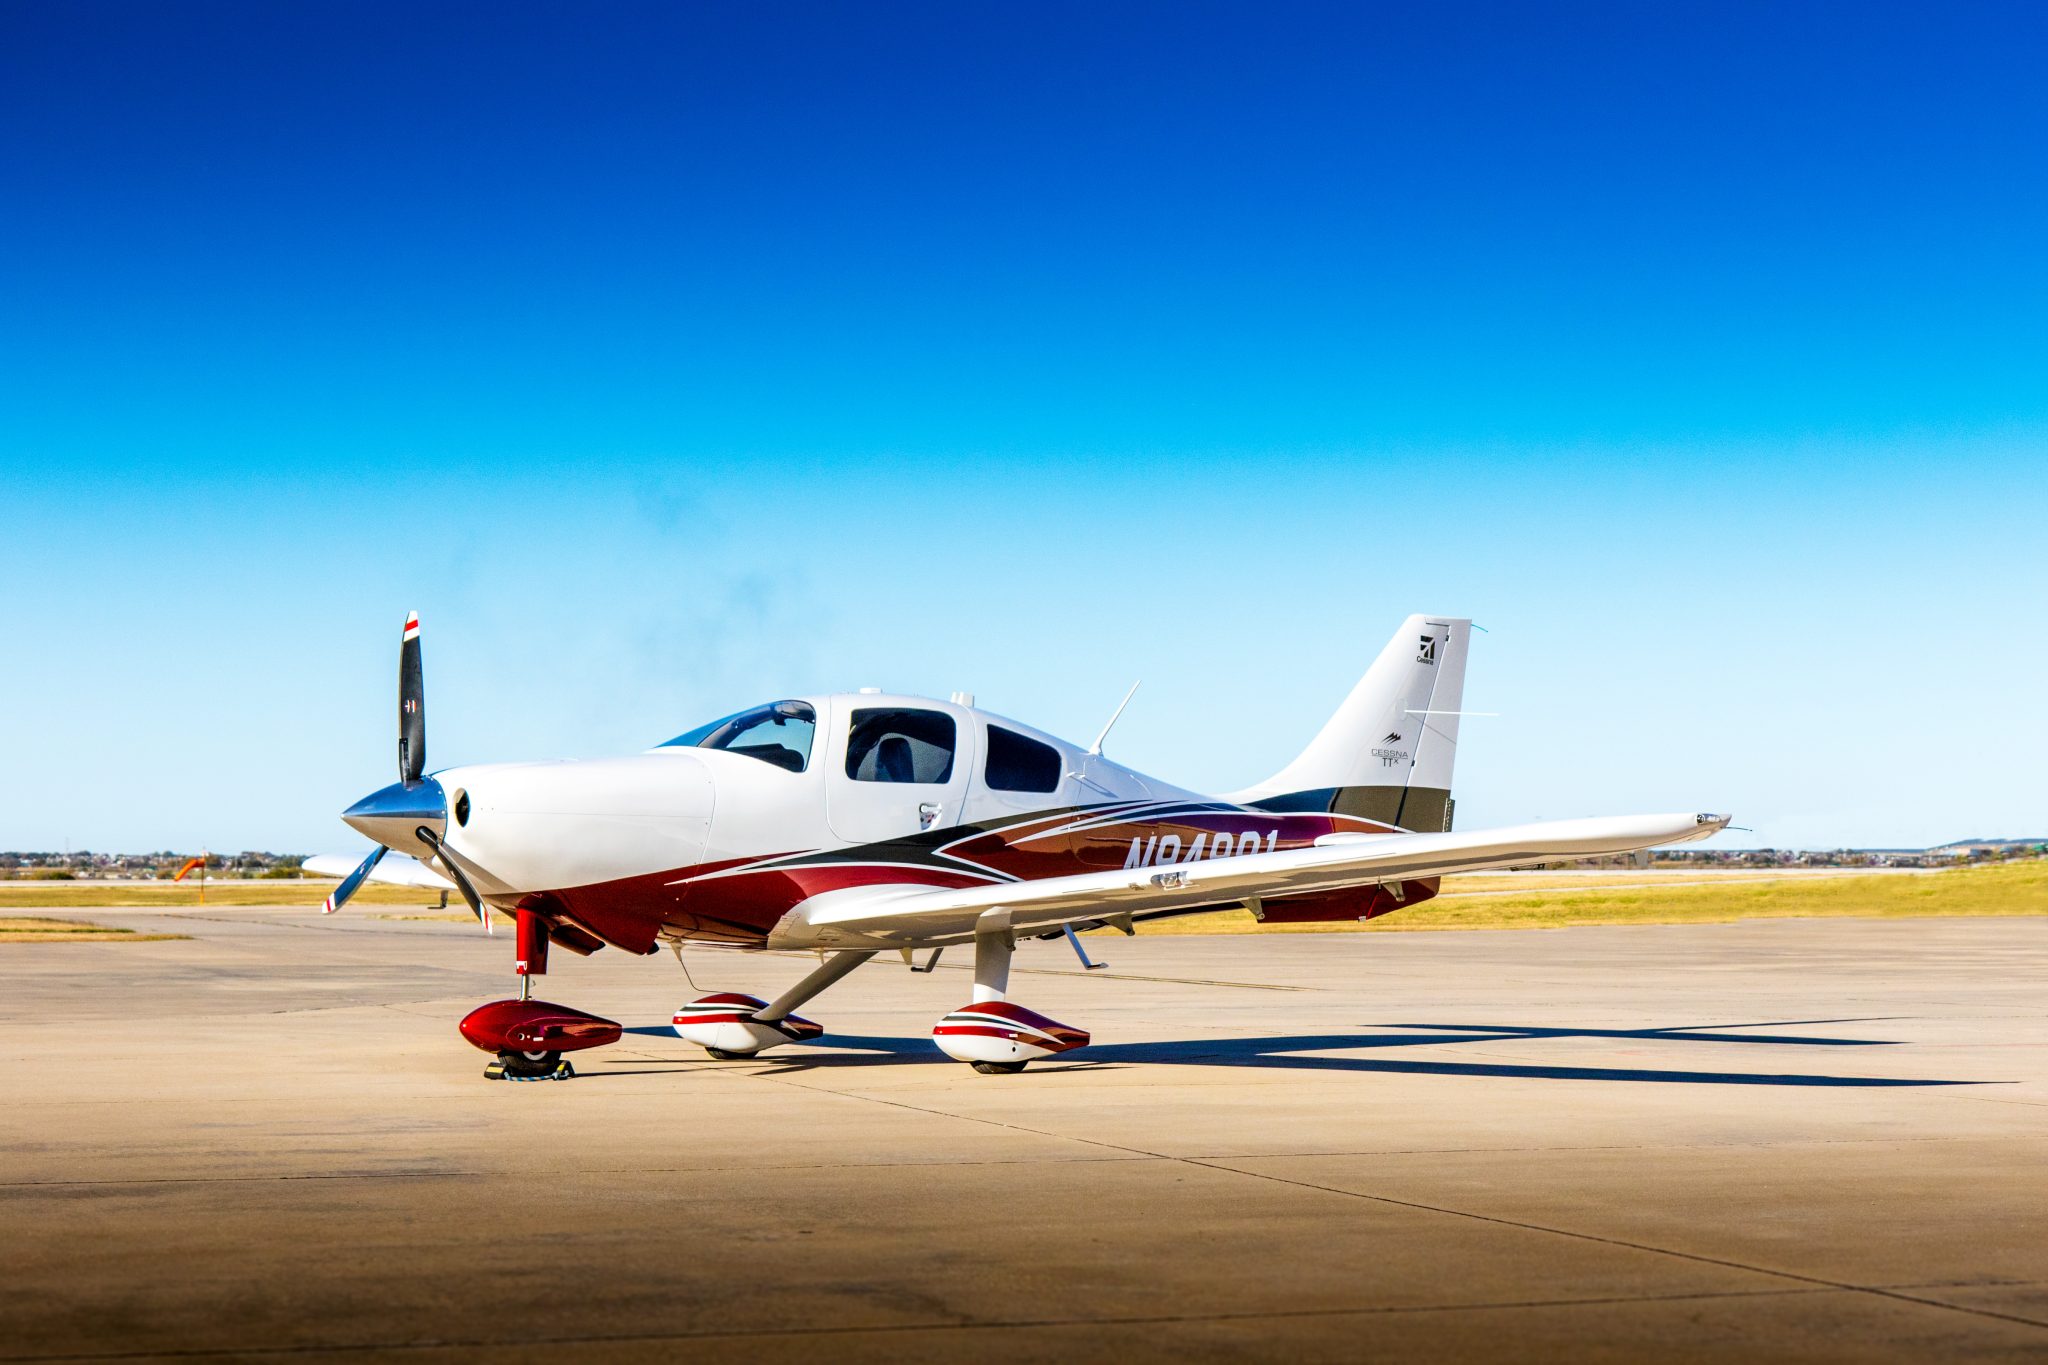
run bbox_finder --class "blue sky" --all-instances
[3,1,2043,852]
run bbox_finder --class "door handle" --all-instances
[918,802,943,830]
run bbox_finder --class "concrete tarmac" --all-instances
[3,907,2045,1362]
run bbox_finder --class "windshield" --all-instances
[661,700,816,773]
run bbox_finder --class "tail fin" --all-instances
[1231,615,1472,831]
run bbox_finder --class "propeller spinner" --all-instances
[324,612,491,933]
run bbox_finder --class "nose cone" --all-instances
[343,776,447,849]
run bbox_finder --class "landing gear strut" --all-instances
[672,950,876,1057]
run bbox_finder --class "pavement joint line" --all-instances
[1151,1133,2022,1161]
[0,1171,477,1188]
[0,1286,1850,1361]
[235,1000,488,1019]
[1876,1278,2048,1291]
[1425,1039,2001,1084]
[1952,1094,2048,1110]
[741,1070,2048,1337]
[1179,1156,2048,1335]
[0,1153,1166,1188]
[141,913,453,940]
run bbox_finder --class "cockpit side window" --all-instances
[846,708,955,783]
[985,725,1062,793]
[661,701,816,773]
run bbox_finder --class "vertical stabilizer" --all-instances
[1230,615,1471,831]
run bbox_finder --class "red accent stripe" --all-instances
[932,1023,1086,1052]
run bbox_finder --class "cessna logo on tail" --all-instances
[1124,830,1281,868]
[1417,635,1438,664]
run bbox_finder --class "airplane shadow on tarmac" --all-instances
[619,1018,1983,1087]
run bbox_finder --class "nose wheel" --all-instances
[483,1048,574,1081]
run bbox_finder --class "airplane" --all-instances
[310,612,1728,1079]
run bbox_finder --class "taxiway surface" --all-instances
[4,908,2045,1362]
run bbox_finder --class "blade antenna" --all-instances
[1087,681,1141,756]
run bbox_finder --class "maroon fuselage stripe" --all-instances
[515,802,1440,952]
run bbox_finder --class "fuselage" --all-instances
[343,691,1436,957]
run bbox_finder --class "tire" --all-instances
[704,1047,745,1060]
[972,1060,1028,1074]
[494,1048,565,1080]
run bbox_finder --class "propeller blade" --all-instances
[398,610,425,784]
[416,826,492,935]
[323,844,388,915]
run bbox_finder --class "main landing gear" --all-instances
[457,908,622,1080]
[676,911,1090,1074]
[931,910,1089,1073]
[672,950,871,1057]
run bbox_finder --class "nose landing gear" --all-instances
[458,908,621,1080]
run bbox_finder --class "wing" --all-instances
[302,851,455,890]
[769,812,1730,949]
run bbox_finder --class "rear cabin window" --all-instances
[985,725,1062,793]
[846,708,956,783]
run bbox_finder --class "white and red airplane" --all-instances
[311,613,1727,1079]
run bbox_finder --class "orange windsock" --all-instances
[173,857,206,883]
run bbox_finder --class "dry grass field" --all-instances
[0,915,187,943]
[1137,859,2048,934]
[5,861,2042,935]
[0,880,443,908]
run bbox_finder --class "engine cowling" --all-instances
[458,999,623,1055]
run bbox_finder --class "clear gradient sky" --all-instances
[3,2,2044,854]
